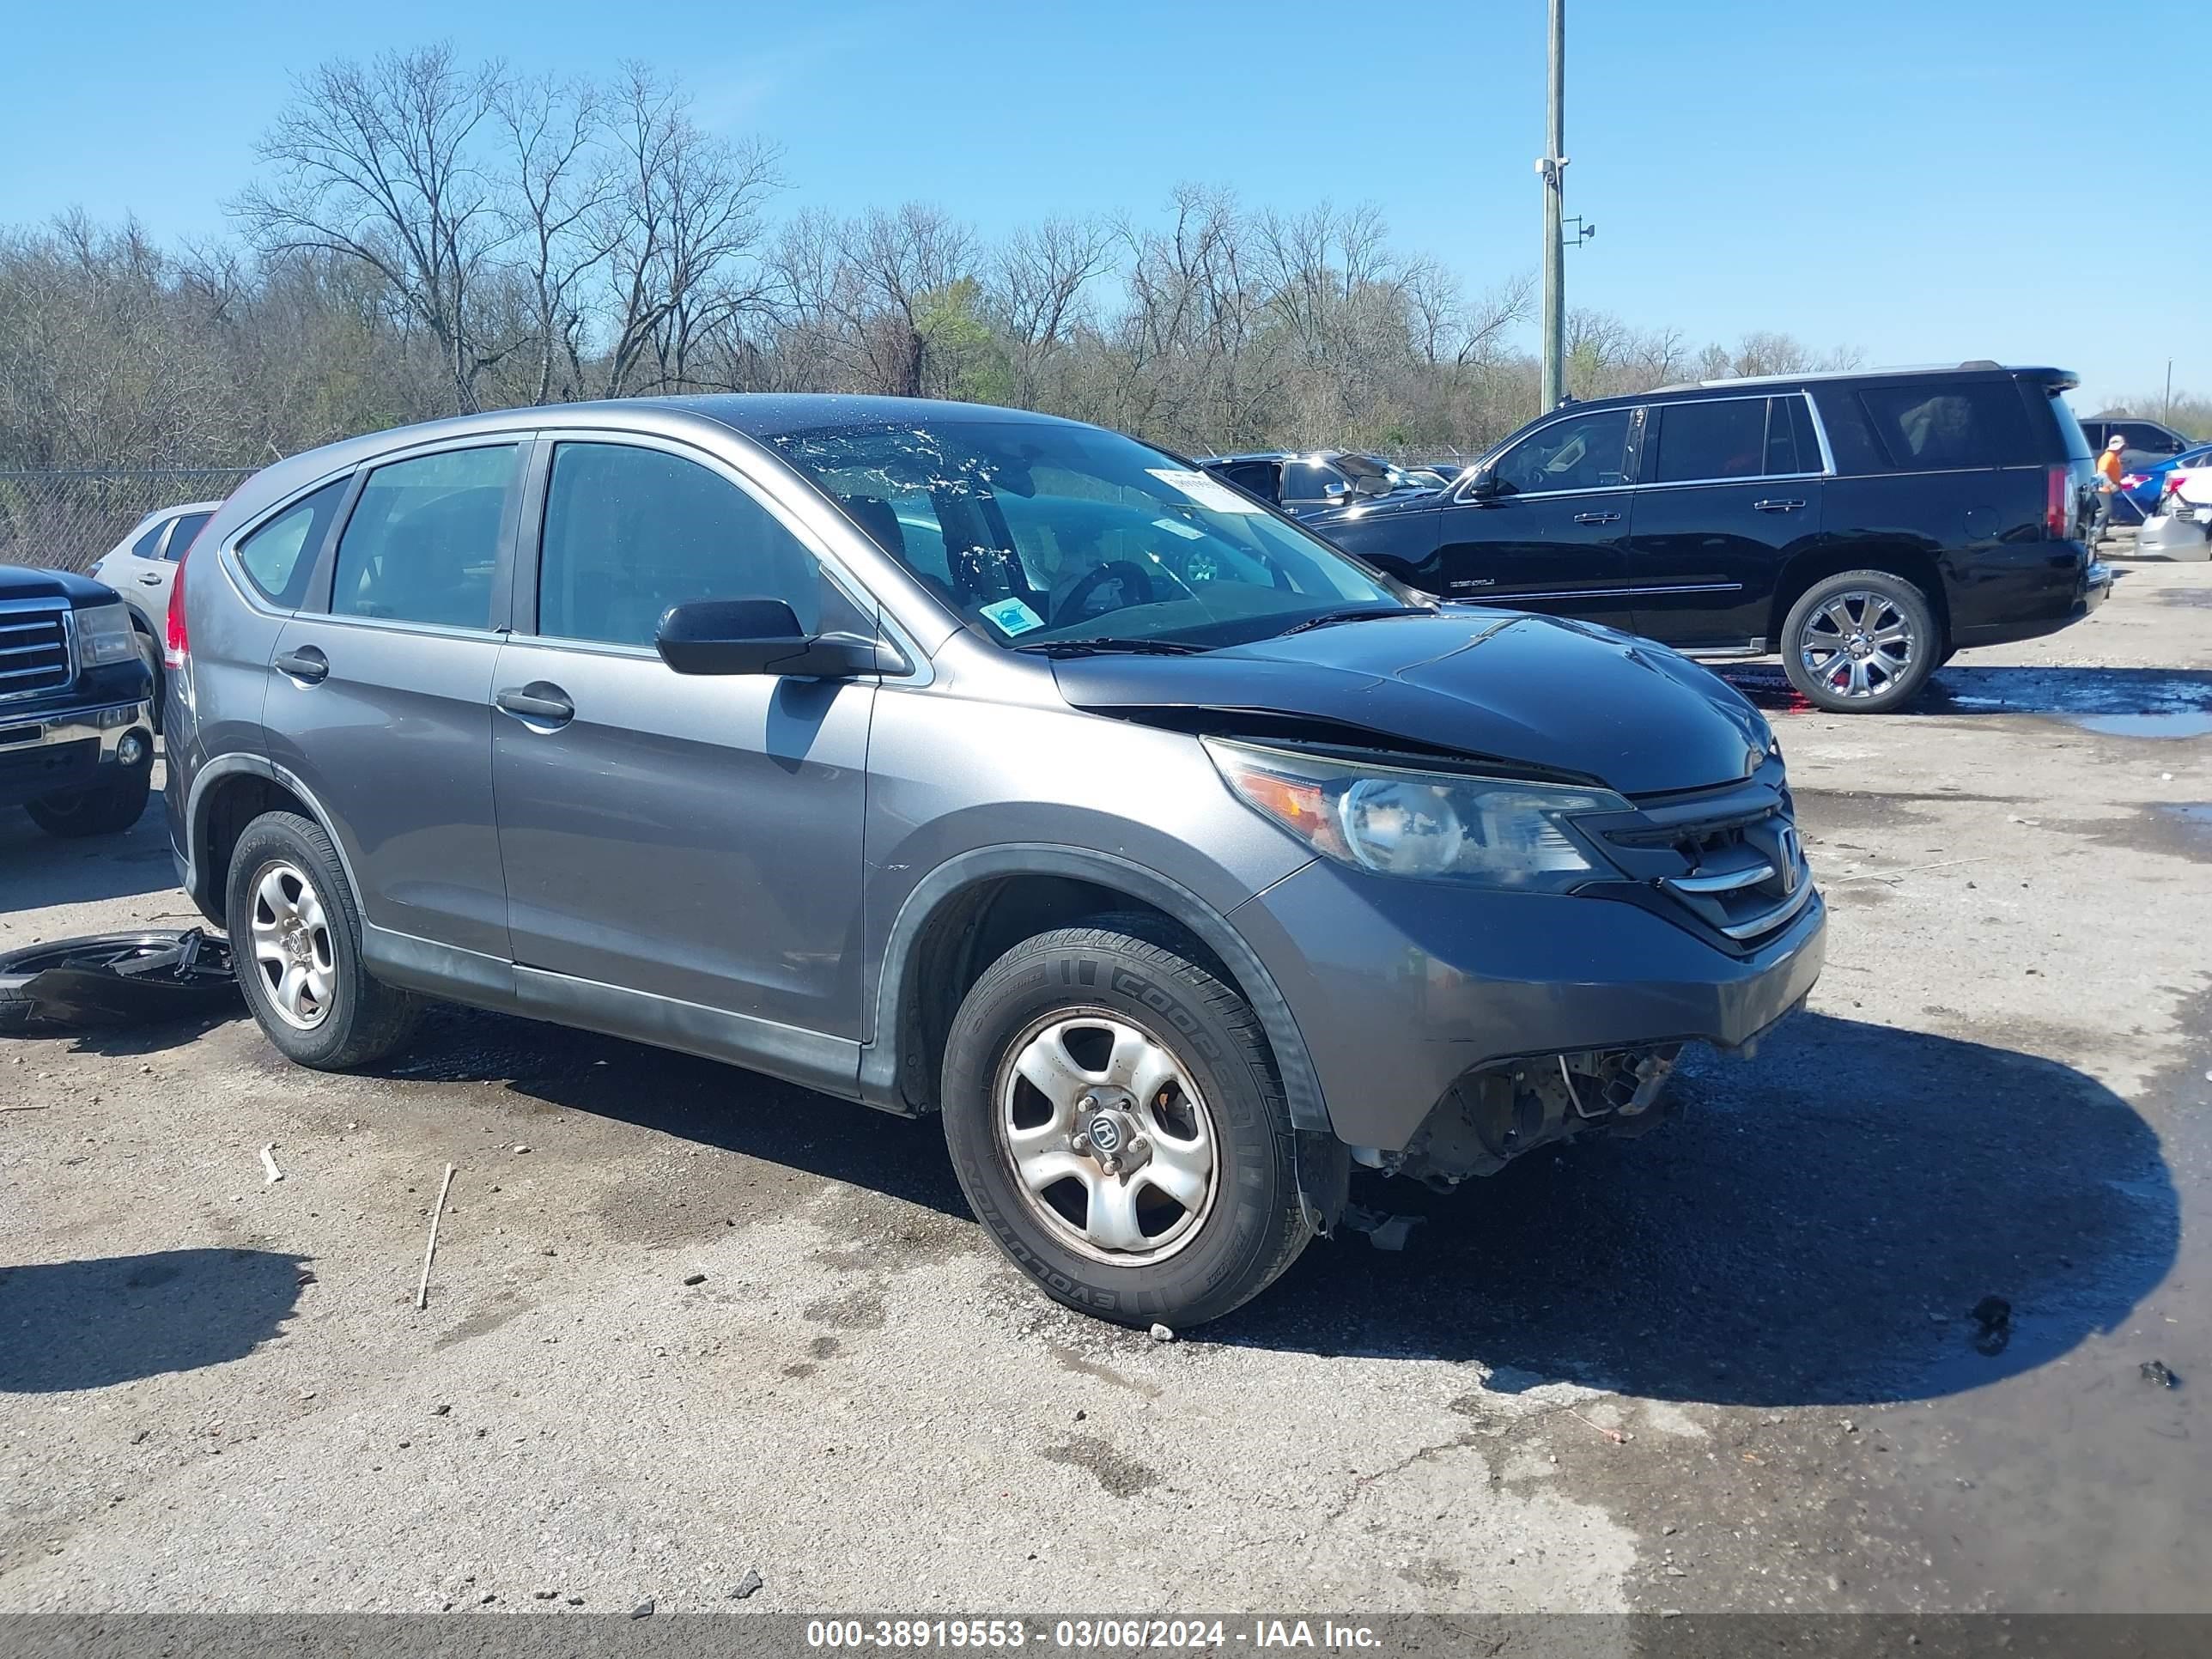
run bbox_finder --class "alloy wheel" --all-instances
[1799,589,1915,701]
[993,1010,1219,1266]
[246,859,336,1030]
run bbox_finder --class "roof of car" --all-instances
[1623,362,2076,404]
[668,392,1084,438]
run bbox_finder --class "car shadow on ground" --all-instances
[0,793,183,914]
[1211,1012,2179,1408]
[0,1248,310,1393]
[1723,663,2212,734]
[374,1002,975,1223]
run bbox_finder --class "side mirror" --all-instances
[1322,481,1351,499]
[654,598,898,678]
[1462,470,1500,501]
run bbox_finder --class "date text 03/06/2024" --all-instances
[804,1620,1383,1650]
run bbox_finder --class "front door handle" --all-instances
[272,646,329,684]
[1571,510,1622,525]
[495,683,574,727]
[1753,499,1808,513]
[137,574,164,586]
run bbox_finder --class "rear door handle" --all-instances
[495,683,574,727]
[136,574,164,586]
[272,646,329,684]
[1753,499,1807,513]
[1571,511,1621,525]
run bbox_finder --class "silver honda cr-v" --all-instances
[163,395,1825,1328]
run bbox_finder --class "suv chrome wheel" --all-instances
[1798,589,1915,701]
[994,1009,1218,1266]
[246,859,336,1030]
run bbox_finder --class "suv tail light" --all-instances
[2045,465,2073,538]
[163,527,201,671]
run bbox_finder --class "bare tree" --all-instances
[235,44,509,414]
[596,64,780,398]
[988,216,1112,406]
[494,73,612,404]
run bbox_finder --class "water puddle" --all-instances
[2068,710,2212,739]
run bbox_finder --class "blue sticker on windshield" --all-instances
[979,597,1044,636]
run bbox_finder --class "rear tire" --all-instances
[225,811,421,1070]
[940,919,1312,1329]
[25,760,152,838]
[1782,570,1940,714]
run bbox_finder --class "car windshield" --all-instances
[767,418,1415,649]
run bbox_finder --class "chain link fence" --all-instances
[0,468,255,575]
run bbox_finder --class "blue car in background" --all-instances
[2124,442,2212,514]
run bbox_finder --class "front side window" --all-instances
[236,478,349,609]
[767,420,1406,649]
[537,442,823,648]
[331,445,515,629]
[1281,461,1346,501]
[162,511,212,562]
[1492,409,1632,495]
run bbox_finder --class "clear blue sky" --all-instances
[3,1,2200,412]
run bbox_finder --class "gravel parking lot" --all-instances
[3,558,2208,1618]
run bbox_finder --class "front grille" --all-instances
[1595,764,1815,948]
[0,602,72,701]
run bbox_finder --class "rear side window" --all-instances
[331,445,517,629]
[1857,383,2030,470]
[1651,398,1768,483]
[161,511,212,562]
[235,479,349,609]
[537,442,823,648]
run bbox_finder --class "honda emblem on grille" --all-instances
[1776,825,1802,894]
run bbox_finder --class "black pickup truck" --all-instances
[1310,363,2111,713]
[2,564,157,836]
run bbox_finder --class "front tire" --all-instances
[941,920,1312,1329]
[25,761,152,838]
[225,811,421,1070]
[1782,570,1940,714]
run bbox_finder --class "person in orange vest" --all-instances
[2088,432,2126,547]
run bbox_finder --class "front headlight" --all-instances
[73,602,139,670]
[1205,738,1630,890]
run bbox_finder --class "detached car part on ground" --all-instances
[0,930,239,1033]
[162,393,1824,1330]
[1312,362,2111,714]
[1,564,158,837]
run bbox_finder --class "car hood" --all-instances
[0,563,118,606]
[1049,609,1773,797]
[1301,491,1444,529]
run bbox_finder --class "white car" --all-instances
[85,501,222,717]
[2139,465,2212,561]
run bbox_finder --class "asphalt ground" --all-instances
[3,554,2207,1620]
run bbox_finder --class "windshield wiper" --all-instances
[1272,605,1434,638]
[1014,636,1212,658]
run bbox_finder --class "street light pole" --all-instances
[1539,0,1566,414]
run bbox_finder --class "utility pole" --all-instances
[1539,0,1567,413]
[2165,359,2173,423]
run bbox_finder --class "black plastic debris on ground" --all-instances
[0,930,240,1033]
[2141,1359,2181,1389]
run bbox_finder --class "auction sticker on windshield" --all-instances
[979,597,1045,635]
[1148,468,1263,514]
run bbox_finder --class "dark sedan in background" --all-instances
[1309,362,2110,714]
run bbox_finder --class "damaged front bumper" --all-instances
[1231,858,1826,1157]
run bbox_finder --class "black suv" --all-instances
[1312,363,2110,713]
